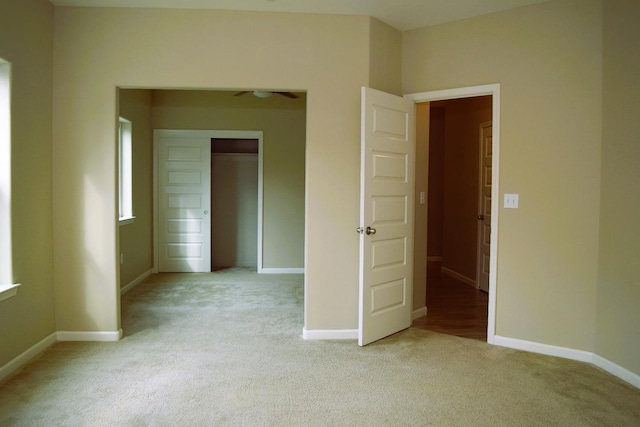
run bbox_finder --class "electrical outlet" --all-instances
[120,253,124,264]
[419,192,425,205]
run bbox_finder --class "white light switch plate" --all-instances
[504,194,519,209]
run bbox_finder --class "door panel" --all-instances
[158,136,211,272]
[477,122,492,292]
[359,87,415,346]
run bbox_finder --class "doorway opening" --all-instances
[154,129,264,273]
[117,88,307,294]
[211,137,259,271]
[406,84,500,344]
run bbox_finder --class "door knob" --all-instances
[477,215,485,220]
[366,226,377,235]
[356,227,364,234]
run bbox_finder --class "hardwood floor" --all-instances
[412,264,489,341]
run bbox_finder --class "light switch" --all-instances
[504,194,519,209]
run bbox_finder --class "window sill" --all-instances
[0,283,20,303]
[119,216,136,226]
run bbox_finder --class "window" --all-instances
[118,117,134,225]
[0,58,19,301]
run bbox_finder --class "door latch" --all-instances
[357,226,377,235]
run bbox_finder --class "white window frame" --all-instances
[118,117,135,225]
[0,58,20,301]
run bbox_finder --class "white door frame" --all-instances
[153,129,264,273]
[405,84,500,344]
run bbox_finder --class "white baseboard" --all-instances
[494,335,640,390]
[302,328,358,340]
[441,267,477,288]
[592,354,640,389]
[260,268,304,274]
[120,269,152,294]
[427,256,443,262]
[56,330,123,342]
[0,332,57,383]
[413,306,427,320]
[493,335,593,362]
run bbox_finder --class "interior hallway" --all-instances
[412,263,489,341]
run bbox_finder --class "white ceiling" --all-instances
[48,0,552,31]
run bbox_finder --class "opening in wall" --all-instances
[118,117,134,225]
[0,58,20,301]
[211,138,259,270]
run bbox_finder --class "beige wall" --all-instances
[211,154,259,268]
[118,89,153,289]
[0,0,55,366]
[413,102,430,310]
[403,0,603,350]
[150,90,306,270]
[441,97,492,282]
[52,7,370,333]
[596,0,640,375]
[369,18,402,96]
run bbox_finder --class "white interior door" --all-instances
[359,87,415,346]
[477,122,492,292]
[157,134,211,272]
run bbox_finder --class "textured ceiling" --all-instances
[48,0,552,31]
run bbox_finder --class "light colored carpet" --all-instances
[1,269,639,426]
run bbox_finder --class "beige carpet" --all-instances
[1,269,639,426]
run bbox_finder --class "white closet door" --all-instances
[157,135,211,272]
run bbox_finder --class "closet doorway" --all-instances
[211,138,259,270]
[154,129,264,273]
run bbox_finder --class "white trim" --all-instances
[0,332,57,383]
[494,335,593,362]
[260,268,304,274]
[118,216,135,226]
[302,328,358,340]
[592,354,640,389]
[56,330,123,342]
[120,269,152,294]
[153,130,264,273]
[0,283,20,302]
[426,256,442,262]
[494,335,640,390]
[405,83,500,345]
[441,267,477,288]
[405,84,499,102]
[412,306,427,320]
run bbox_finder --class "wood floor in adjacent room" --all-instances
[412,265,489,341]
